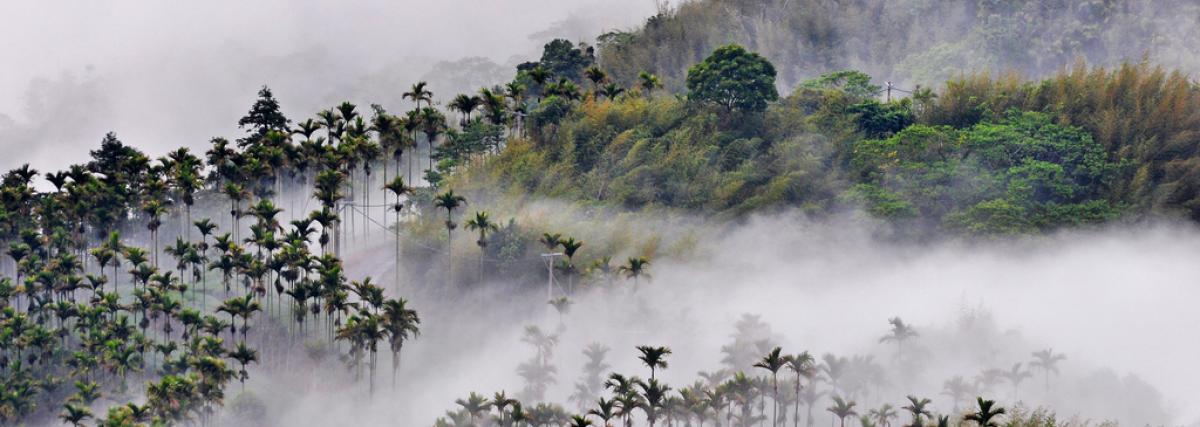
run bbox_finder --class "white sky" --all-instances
[0,0,656,171]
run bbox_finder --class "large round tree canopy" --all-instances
[686,44,779,112]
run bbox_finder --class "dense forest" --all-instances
[2,0,1196,426]
[458,52,1200,236]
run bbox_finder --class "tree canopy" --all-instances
[685,44,779,112]
[236,86,290,146]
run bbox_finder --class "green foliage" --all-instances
[465,89,842,217]
[436,121,505,169]
[802,71,882,101]
[236,86,290,146]
[685,44,779,112]
[467,54,1182,237]
[850,112,1122,235]
[847,100,914,138]
[530,96,575,132]
[534,39,595,83]
[922,63,1200,219]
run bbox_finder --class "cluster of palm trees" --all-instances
[434,342,1017,427]
[0,45,664,425]
[0,82,449,425]
[432,312,1070,427]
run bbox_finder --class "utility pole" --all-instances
[541,252,563,300]
[886,81,893,103]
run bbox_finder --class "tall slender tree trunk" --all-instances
[152,230,159,269]
[772,375,778,427]
[793,378,801,427]
[394,218,401,292]
[382,159,389,226]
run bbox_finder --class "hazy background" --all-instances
[0,0,657,173]
[241,212,1200,426]
[7,2,1200,426]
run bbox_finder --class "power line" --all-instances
[341,204,544,266]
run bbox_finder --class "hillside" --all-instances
[4,1,1200,426]
[593,0,1200,91]
[452,54,1200,236]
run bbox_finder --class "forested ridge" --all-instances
[458,53,1200,235]
[405,0,1200,237]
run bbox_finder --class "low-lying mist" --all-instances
[226,205,1200,426]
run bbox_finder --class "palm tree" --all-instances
[403,81,434,109]
[868,405,897,427]
[638,71,661,96]
[998,363,1032,401]
[490,391,516,426]
[570,414,596,427]
[217,294,261,342]
[940,376,973,413]
[1029,349,1066,395]
[421,107,448,174]
[370,106,401,222]
[170,153,202,241]
[619,257,650,289]
[449,94,483,126]
[402,109,422,183]
[509,402,529,427]
[142,199,168,268]
[60,403,92,427]
[798,382,826,427]
[786,352,815,427]
[456,392,493,425]
[382,298,420,388]
[548,296,572,326]
[548,78,583,101]
[827,396,857,427]
[313,169,346,255]
[600,83,625,101]
[878,317,917,360]
[964,398,1005,427]
[228,340,258,390]
[222,183,249,242]
[557,237,583,293]
[584,66,607,95]
[637,345,671,381]
[590,397,618,427]
[383,176,414,289]
[901,396,931,427]
[317,108,343,141]
[464,211,499,282]
[528,65,551,101]
[433,190,467,285]
[540,232,563,253]
[639,378,671,427]
[754,347,787,427]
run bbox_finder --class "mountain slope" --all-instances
[595,0,1200,91]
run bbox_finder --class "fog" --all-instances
[0,0,655,173]
[7,2,1200,426]
[204,202,1200,426]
